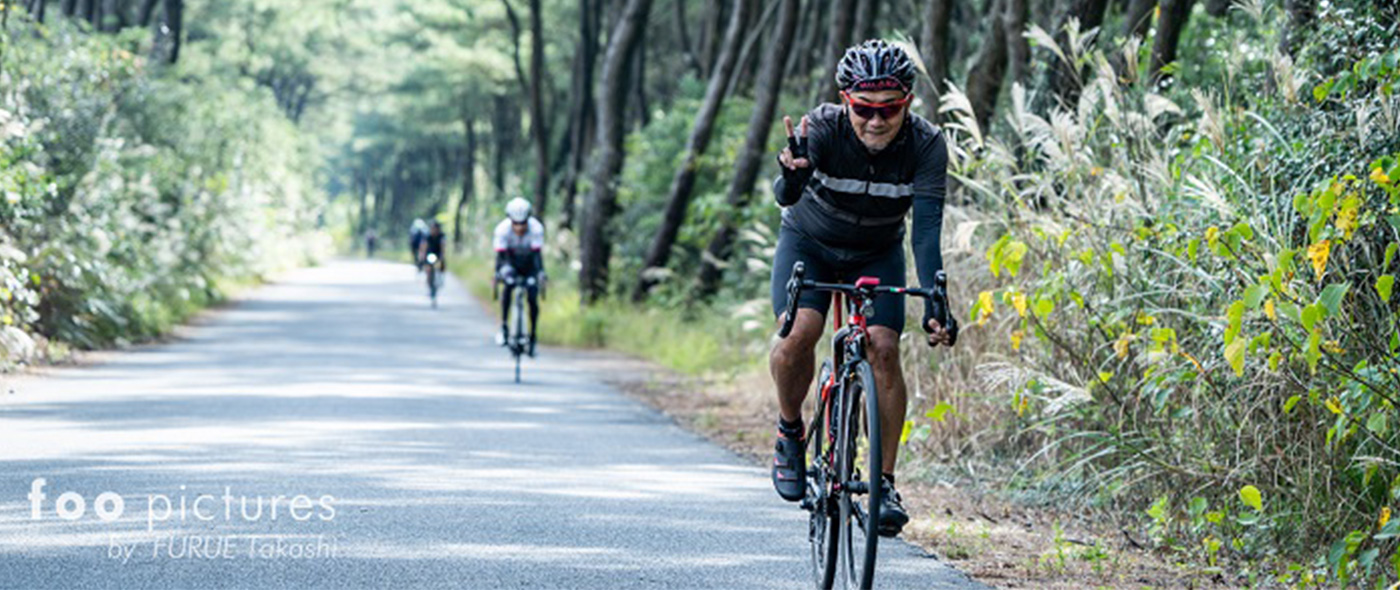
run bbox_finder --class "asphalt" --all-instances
[0,260,987,589]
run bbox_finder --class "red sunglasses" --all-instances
[842,91,912,120]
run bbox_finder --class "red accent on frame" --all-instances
[854,276,880,289]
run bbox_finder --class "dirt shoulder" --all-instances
[609,369,1236,590]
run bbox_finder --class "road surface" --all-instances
[0,260,986,589]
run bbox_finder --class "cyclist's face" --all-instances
[844,89,907,152]
[512,221,527,236]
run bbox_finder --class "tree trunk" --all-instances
[33,0,47,23]
[1005,0,1030,84]
[578,0,652,304]
[1204,0,1229,17]
[1280,0,1315,58]
[1042,0,1110,109]
[815,0,858,103]
[137,0,156,26]
[527,0,550,219]
[630,27,649,129]
[561,0,600,231]
[697,0,802,298]
[492,94,519,196]
[634,0,752,301]
[727,0,781,101]
[454,115,477,253]
[1120,0,1155,41]
[852,0,881,42]
[698,1,725,78]
[62,0,75,17]
[1149,0,1195,86]
[674,0,701,77]
[83,0,95,26]
[918,0,954,121]
[161,0,182,63]
[965,0,1008,132]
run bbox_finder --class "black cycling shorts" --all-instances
[770,223,906,333]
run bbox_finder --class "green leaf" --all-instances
[1284,395,1302,414]
[1225,300,1245,345]
[1225,339,1246,376]
[1391,330,1399,353]
[1239,485,1263,512]
[1301,303,1323,331]
[1385,243,1399,270]
[1368,413,1389,436]
[1378,275,1394,302]
[1243,284,1266,309]
[1003,241,1029,277]
[1319,283,1350,316]
[1305,330,1322,374]
[1279,248,1298,275]
[1034,298,1054,318]
[899,420,914,445]
[926,401,956,422]
[1376,520,1400,541]
[1270,352,1284,372]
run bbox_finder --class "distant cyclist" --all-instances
[409,218,429,266]
[493,198,545,357]
[417,220,447,274]
[768,40,954,537]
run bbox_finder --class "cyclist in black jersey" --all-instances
[768,40,955,538]
[418,220,447,273]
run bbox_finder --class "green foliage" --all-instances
[0,18,325,366]
[949,3,1400,583]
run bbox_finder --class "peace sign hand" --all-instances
[778,115,811,171]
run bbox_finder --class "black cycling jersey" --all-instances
[424,233,446,256]
[772,103,948,328]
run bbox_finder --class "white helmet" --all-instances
[505,198,532,223]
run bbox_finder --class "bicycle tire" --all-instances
[513,286,526,383]
[837,360,882,590]
[808,360,839,590]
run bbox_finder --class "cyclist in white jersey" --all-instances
[493,198,546,356]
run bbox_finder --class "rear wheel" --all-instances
[808,360,839,590]
[427,267,438,306]
[513,288,526,383]
[837,361,881,589]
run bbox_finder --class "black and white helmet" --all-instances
[505,197,532,223]
[835,39,916,93]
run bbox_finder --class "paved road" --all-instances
[0,260,985,589]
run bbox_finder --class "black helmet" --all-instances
[835,40,915,93]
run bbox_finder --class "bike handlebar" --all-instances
[777,262,959,346]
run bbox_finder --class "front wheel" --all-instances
[808,360,839,590]
[837,361,881,590]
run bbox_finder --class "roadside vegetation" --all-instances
[6,0,1400,586]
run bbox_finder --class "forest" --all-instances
[2,0,1399,586]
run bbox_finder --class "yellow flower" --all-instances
[1205,226,1220,248]
[1012,293,1028,318]
[1264,299,1276,321]
[1336,194,1361,240]
[1,314,11,326]
[977,291,995,326]
[1307,240,1331,282]
[1136,313,1156,326]
[1325,397,1343,415]
[1010,330,1025,351]
[1114,332,1134,359]
[1381,506,1392,529]
[1090,166,1104,177]
[1324,340,1344,354]
[1373,167,1392,185]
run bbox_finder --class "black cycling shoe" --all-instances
[527,336,537,358]
[877,477,909,537]
[772,420,806,502]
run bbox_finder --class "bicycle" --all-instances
[493,273,544,383]
[778,261,957,590]
[424,253,444,308]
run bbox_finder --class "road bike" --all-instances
[493,274,543,383]
[778,261,956,590]
[424,253,444,308]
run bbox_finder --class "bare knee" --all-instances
[867,327,901,372]
[771,309,824,367]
